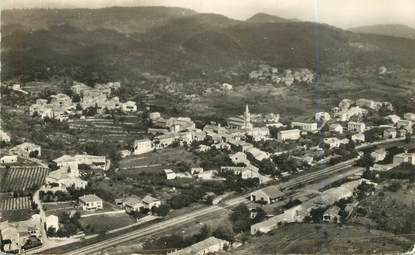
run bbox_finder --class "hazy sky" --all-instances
[1,0,414,29]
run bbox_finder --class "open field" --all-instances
[0,166,48,192]
[79,213,137,235]
[119,148,199,174]
[231,223,413,254]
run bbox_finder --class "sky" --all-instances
[1,0,414,29]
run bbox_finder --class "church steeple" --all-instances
[244,104,252,129]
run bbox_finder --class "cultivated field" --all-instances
[0,166,48,192]
[0,196,33,222]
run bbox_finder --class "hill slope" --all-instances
[349,24,415,40]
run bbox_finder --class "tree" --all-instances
[29,150,39,158]
[47,227,57,237]
[356,151,375,170]
[230,203,251,233]
[252,207,267,223]
[152,204,170,217]
[213,223,235,241]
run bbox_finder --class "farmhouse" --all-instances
[168,237,229,255]
[9,142,41,158]
[45,215,59,231]
[0,221,21,252]
[45,165,87,191]
[54,154,109,170]
[250,186,284,204]
[277,129,301,141]
[78,194,103,211]
[133,139,153,155]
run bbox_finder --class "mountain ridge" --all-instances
[349,24,415,40]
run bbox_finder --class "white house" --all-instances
[371,149,387,162]
[383,128,397,139]
[190,167,204,175]
[291,122,318,132]
[277,129,301,141]
[323,206,341,223]
[78,194,103,211]
[54,154,109,170]
[0,129,11,143]
[250,186,284,204]
[315,112,331,122]
[9,142,41,158]
[0,155,18,164]
[393,153,415,165]
[45,215,59,231]
[397,120,413,132]
[245,147,269,161]
[168,237,229,255]
[121,101,137,113]
[329,123,343,134]
[164,169,176,180]
[348,122,366,133]
[143,195,161,209]
[133,139,153,155]
[351,133,365,143]
[385,115,401,124]
[404,113,415,121]
[324,137,349,149]
[229,152,249,166]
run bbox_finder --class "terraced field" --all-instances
[0,166,48,192]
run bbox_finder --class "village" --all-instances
[1,75,415,254]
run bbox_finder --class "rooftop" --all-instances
[79,194,102,203]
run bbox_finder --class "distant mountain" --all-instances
[1,6,197,34]
[246,13,295,24]
[2,7,415,82]
[349,24,415,40]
